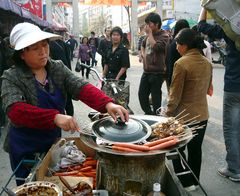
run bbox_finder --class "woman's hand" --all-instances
[54,114,80,132]
[105,102,129,122]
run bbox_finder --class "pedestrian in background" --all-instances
[78,37,91,79]
[137,24,146,63]
[89,31,98,67]
[122,33,130,49]
[0,36,14,137]
[46,28,74,116]
[166,28,212,191]
[0,35,5,137]
[198,7,240,182]
[98,27,111,70]
[166,19,190,85]
[138,12,169,115]
[102,26,130,81]
[66,34,78,61]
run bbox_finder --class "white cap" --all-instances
[153,183,161,192]
[10,22,61,50]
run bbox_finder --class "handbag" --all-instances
[75,60,81,72]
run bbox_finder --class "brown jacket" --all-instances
[142,30,169,73]
[166,49,212,122]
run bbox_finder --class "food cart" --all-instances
[1,114,209,196]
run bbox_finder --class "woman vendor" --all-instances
[1,22,129,185]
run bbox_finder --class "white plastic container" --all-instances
[147,183,166,196]
[92,189,109,196]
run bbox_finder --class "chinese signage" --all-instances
[14,0,43,19]
[163,0,174,10]
[81,0,129,5]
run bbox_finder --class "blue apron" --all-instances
[9,79,65,185]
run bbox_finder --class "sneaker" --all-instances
[184,185,198,192]
[218,167,240,182]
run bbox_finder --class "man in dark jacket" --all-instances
[103,26,130,81]
[44,28,74,116]
[49,39,74,116]
[66,35,78,60]
[138,13,169,115]
[89,31,99,67]
[0,36,4,136]
[198,7,240,182]
[98,27,111,69]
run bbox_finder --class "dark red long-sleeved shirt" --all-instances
[8,84,113,130]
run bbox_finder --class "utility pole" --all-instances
[72,0,79,36]
[156,0,163,19]
[46,0,53,24]
[131,0,138,54]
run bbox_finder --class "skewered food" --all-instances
[151,117,185,138]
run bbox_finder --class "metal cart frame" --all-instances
[0,153,45,195]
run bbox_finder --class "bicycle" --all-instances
[79,63,134,121]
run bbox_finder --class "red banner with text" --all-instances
[14,0,43,19]
[79,0,146,6]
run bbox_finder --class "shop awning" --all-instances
[52,20,68,31]
[0,0,50,28]
[0,0,22,16]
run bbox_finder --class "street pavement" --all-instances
[0,53,239,196]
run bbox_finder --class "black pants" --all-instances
[0,97,6,127]
[173,120,208,187]
[65,94,74,116]
[138,73,164,115]
[81,60,90,79]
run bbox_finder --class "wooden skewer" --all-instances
[193,125,206,130]
[191,124,206,129]
[79,130,95,137]
[184,120,199,127]
[174,109,187,119]
[189,125,206,131]
[182,115,201,124]
[175,113,190,122]
[177,131,196,138]
[177,135,193,142]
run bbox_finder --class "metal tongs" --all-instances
[2,187,16,196]
[59,176,76,194]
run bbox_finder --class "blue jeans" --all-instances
[223,91,240,173]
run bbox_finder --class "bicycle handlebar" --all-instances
[80,63,125,95]
[80,63,104,82]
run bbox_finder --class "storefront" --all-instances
[0,0,51,36]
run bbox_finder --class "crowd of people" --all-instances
[0,1,239,192]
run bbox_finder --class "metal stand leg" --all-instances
[0,153,45,196]
[167,150,208,196]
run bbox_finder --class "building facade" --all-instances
[76,0,201,37]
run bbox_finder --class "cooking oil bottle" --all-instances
[147,183,166,196]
